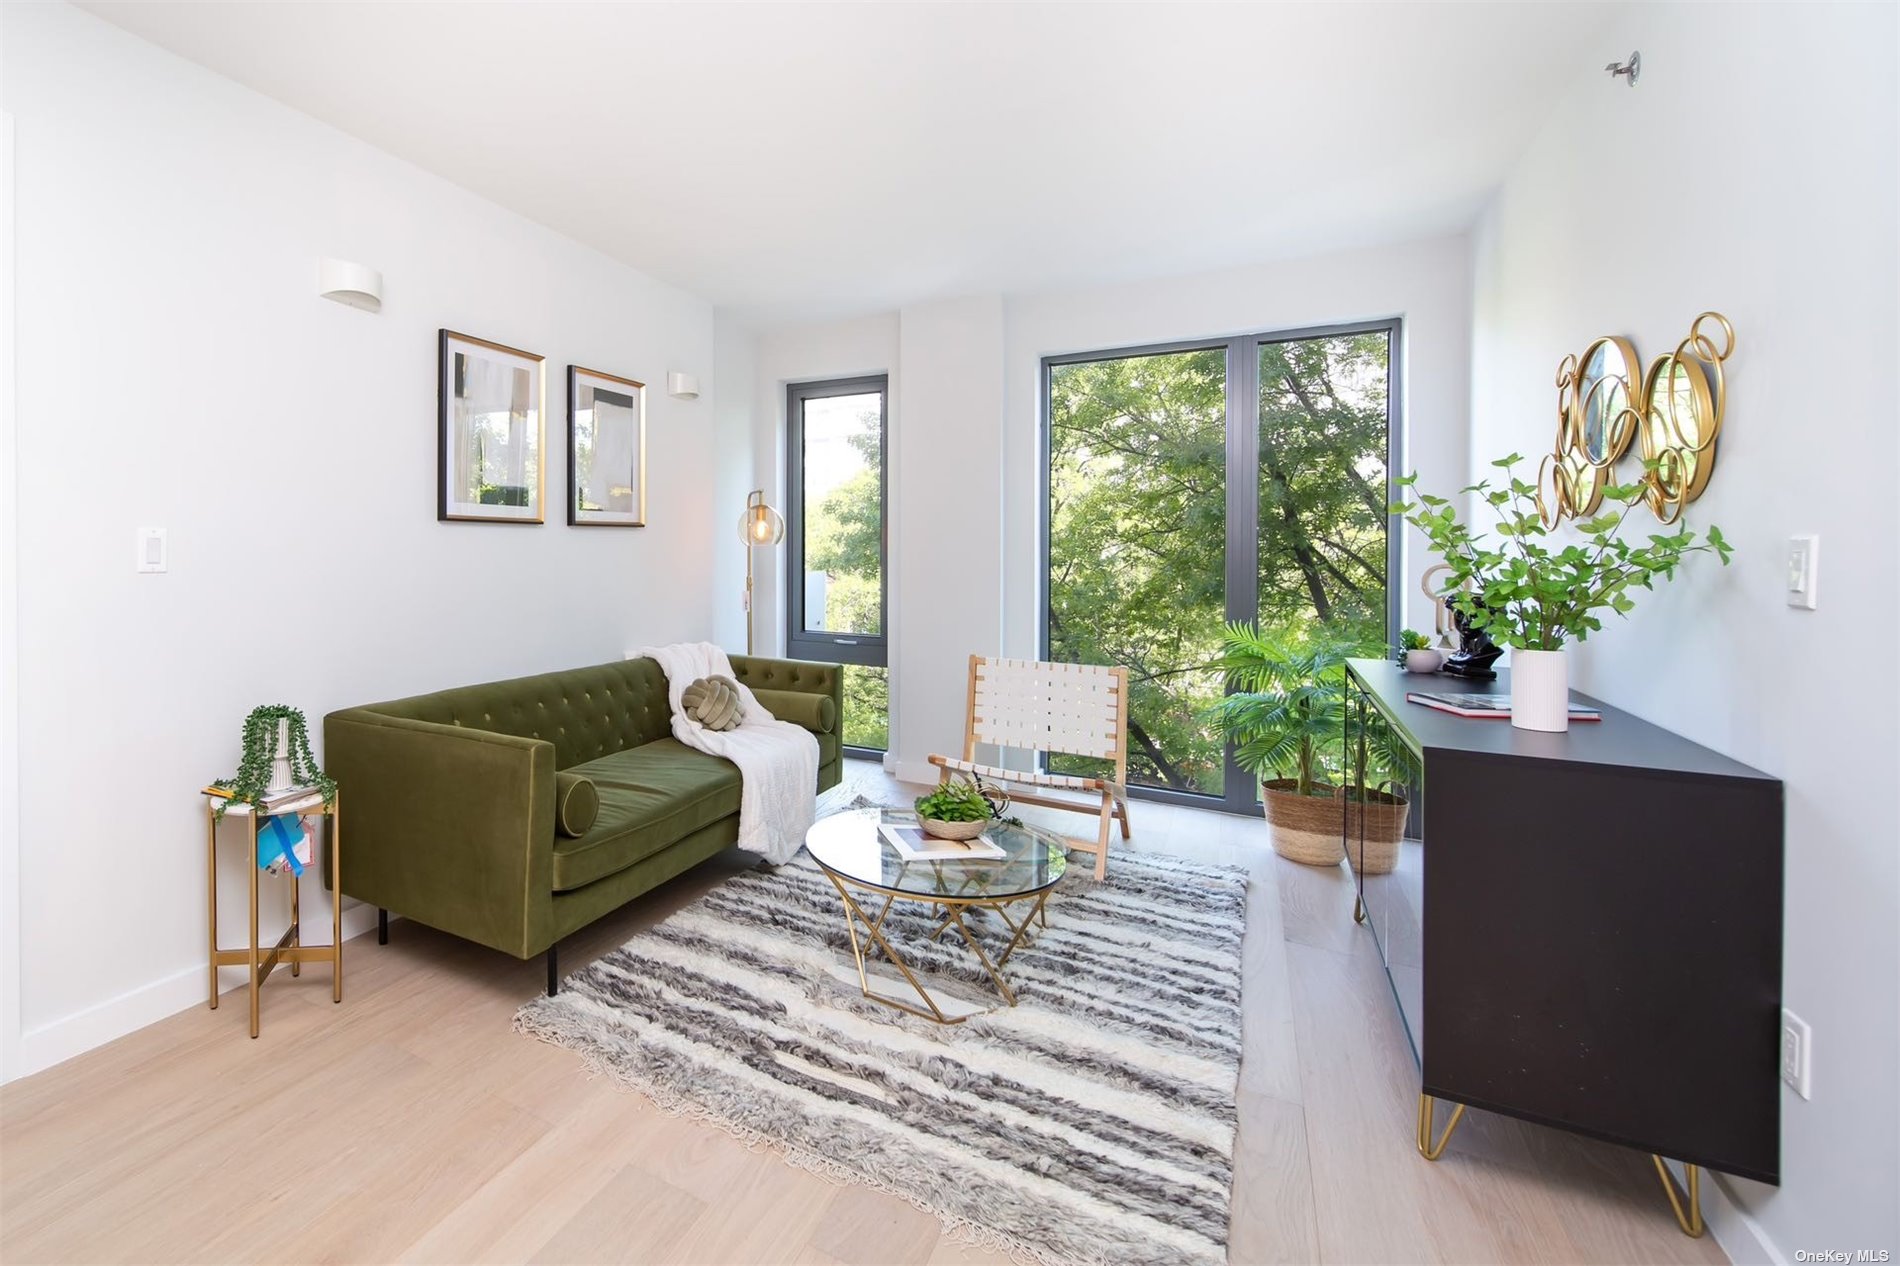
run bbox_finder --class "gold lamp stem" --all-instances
[738,488,783,659]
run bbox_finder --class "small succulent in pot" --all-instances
[1397,629,1443,675]
[914,776,1002,840]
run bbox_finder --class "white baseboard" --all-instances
[893,759,937,786]
[9,899,384,1082]
[1662,1159,1785,1265]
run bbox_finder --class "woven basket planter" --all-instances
[1261,780,1346,867]
[918,817,987,841]
[1343,785,1410,876]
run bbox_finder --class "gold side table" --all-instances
[203,790,342,1037]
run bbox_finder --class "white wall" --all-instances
[742,312,900,664]
[711,317,756,654]
[891,295,1005,778]
[1468,4,1900,1257]
[1,109,21,1083]
[1,2,719,1076]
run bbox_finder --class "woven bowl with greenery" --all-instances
[917,817,988,841]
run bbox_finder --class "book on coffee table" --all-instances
[878,823,1007,862]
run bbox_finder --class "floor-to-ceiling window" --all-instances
[1044,320,1399,812]
[786,375,889,754]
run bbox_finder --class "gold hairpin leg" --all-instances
[823,873,1047,1025]
[988,891,1050,970]
[1417,1094,1466,1161]
[828,875,951,1023]
[941,907,1016,1006]
[1651,1155,1705,1238]
[1353,894,1366,924]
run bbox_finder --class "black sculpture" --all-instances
[1440,605,1504,680]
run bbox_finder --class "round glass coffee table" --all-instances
[804,808,1067,1024]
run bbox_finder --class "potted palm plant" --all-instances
[1205,624,1410,871]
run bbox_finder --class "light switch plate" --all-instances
[1786,535,1818,609]
[1781,1007,1811,1099]
[136,527,167,574]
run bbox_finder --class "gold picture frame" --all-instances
[438,329,546,524]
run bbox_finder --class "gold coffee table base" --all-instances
[822,869,1051,1025]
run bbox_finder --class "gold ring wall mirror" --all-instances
[1639,312,1731,523]
[1538,315,1732,527]
[1541,335,1640,524]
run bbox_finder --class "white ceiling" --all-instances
[80,1,1609,325]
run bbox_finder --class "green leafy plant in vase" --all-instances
[1390,454,1731,732]
[1204,623,1412,870]
[209,704,336,821]
[914,776,1009,841]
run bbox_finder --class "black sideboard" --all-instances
[1343,659,1784,1235]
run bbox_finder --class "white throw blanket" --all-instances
[633,642,818,864]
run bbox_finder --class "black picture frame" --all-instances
[566,365,647,527]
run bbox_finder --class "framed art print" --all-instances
[438,329,545,523]
[568,365,647,526]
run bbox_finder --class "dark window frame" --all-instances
[1040,318,1403,816]
[785,374,890,756]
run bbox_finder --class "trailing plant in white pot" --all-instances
[1390,455,1732,732]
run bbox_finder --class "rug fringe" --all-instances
[512,1009,1077,1266]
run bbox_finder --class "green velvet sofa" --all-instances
[323,654,842,992]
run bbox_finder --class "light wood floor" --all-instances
[1,761,1728,1265]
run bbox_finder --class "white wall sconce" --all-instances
[317,257,383,312]
[667,371,700,400]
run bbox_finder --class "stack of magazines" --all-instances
[204,783,324,811]
[878,822,1007,862]
[255,815,314,876]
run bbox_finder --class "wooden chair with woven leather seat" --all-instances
[927,654,1132,880]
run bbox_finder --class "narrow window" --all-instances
[786,376,889,754]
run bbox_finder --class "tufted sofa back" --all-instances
[728,654,839,699]
[360,658,675,769]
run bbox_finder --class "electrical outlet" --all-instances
[1787,535,1819,609]
[1781,1008,1811,1099]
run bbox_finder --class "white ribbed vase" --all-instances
[267,717,295,792]
[1510,649,1570,733]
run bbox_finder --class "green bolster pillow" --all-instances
[751,688,836,734]
[554,771,598,838]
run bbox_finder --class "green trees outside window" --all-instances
[1048,327,1395,799]
[789,380,889,752]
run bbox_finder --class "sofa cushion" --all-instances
[554,771,598,838]
[552,739,741,891]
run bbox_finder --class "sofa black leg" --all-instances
[377,908,388,945]
[547,944,559,996]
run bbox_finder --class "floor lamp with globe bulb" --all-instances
[739,490,785,655]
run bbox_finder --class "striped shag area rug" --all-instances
[515,844,1248,1265]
